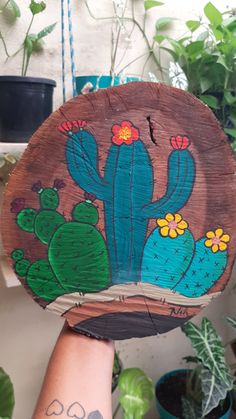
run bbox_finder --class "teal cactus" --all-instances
[142,219,230,297]
[141,213,194,289]
[173,229,229,297]
[61,120,196,284]
[11,188,110,301]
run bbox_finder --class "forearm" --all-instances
[32,325,114,419]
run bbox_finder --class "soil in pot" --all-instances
[156,371,230,419]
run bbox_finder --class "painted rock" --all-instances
[1,82,236,340]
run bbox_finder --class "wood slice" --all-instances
[1,82,236,340]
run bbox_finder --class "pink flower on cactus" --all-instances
[10,198,25,213]
[58,120,87,135]
[53,179,66,190]
[111,121,139,146]
[84,192,96,202]
[170,135,190,150]
[32,181,42,193]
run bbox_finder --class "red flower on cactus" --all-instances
[10,198,25,213]
[111,121,139,145]
[58,120,87,135]
[170,135,190,150]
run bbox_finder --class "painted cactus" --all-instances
[11,249,64,301]
[141,218,230,297]
[11,179,66,245]
[141,213,195,289]
[61,121,195,284]
[48,196,110,294]
[11,187,110,300]
[173,228,229,297]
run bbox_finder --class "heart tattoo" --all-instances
[46,399,64,416]
[67,402,86,419]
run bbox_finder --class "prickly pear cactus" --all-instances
[173,229,229,297]
[11,180,66,245]
[141,213,194,289]
[11,185,110,300]
[11,250,64,301]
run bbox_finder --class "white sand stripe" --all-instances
[46,283,220,316]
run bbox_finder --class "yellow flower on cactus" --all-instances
[157,213,188,238]
[205,228,230,253]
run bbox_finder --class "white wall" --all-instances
[0,1,235,418]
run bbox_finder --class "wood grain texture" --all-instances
[1,82,236,340]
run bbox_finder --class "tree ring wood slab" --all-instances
[2,82,236,340]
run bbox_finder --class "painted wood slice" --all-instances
[2,82,236,340]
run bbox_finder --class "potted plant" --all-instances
[0,367,15,419]
[155,317,236,418]
[0,0,56,143]
[113,367,154,418]
[76,0,171,94]
[155,2,236,151]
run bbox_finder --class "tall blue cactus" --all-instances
[60,120,195,284]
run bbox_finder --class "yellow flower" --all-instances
[205,228,230,253]
[157,213,188,238]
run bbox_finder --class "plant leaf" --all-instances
[144,0,164,10]
[118,368,154,419]
[226,317,236,329]
[0,368,14,419]
[6,0,20,18]
[156,17,176,30]
[224,128,236,139]
[186,20,200,32]
[200,77,213,93]
[160,46,178,61]
[153,34,166,44]
[182,396,202,419]
[204,2,222,26]
[182,318,231,386]
[199,95,219,109]
[37,23,57,39]
[224,92,236,105]
[201,368,233,416]
[29,0,46,15]
[186,41,204,58]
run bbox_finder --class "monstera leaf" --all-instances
[118,368,154,419]
[182,318,232,386]
[0,368,14,419]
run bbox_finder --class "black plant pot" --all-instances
[0,76,56,143]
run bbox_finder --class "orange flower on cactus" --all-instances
[157,213,188,238]
[111,121,139,145]
[205,228,230,253]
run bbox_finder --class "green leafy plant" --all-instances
[113,367,154,419]
[84,0,172,78]
[0,367,15,419]
[180,317,236,418]
[0,0,56,76]
[155,2,236,149]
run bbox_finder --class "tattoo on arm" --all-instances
[67,402,85,418]
[45,399,104,418]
